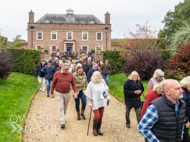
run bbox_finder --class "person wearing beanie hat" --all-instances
[41,60,55,97]
[87,62,100,83]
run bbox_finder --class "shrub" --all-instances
[167,42,190,79]
[160,49,173,68]
[123,50,165,80]
[0,51,13,80]
[102,50,125,74]
[91,49,95,53]
[6,48,40,75]
[44,49,48,53]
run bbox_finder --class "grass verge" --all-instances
[0,72,39,142]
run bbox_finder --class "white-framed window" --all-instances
[36,45,41,49]
[67,32,73,40]
[82,32,88,41]
[96,32,102,41]
[95,46,103,52]
[50,45,58,54]
[37,31,43,40]
[51,32,57,40]
[81,46,88,54]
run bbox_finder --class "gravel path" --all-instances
[22,90,144,142]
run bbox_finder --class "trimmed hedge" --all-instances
[101,50,125,74]
[6,48,40,75]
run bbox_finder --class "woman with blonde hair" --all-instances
[86,71,110,136]
[123,71,144,128]
[148,69,165,92]
[141,82,163,119]
[180,76,190,142]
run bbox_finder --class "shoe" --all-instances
[77,111,80,120]
[42,90,45,92]
[61,124,65,129]
[40,88,42,91]
[126,123,130,128]
[81,109,86,120]
[93,120,98,136]
[97,119,103,135]
[47,94,49,97]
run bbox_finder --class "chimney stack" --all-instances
[105,11,110,25]
[29,10,34,23]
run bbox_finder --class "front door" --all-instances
[67,46,72,52]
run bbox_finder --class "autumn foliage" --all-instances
[167,42,190,79]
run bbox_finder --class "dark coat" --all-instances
[52,61,59,71]
[82,64,89,75]
[36,63,46,77]
[123,79,144,108]
[101,63,111,75]
[181,87,190,123]
[41,65,55,80]
[87,68,99,83]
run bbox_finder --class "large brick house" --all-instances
[27,9,111,55]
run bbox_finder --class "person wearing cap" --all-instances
[41,60,55,97]
[36,59,46,92]
[62,57,67,64]
[52,57,59,71]
[87,63,100,83]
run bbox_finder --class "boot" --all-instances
[97,119,103,135]
[77,111,81,120]
[81,109,86,120]
[93,120,98,136]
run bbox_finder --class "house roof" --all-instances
[36,13,104,24]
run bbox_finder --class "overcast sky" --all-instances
[0,0,184,41]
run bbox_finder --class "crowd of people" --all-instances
[36,55,190,141]
[36,55,111,136]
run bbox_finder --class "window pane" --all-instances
[82,46,87,54]
[83,33,87,40]
[37,46,41,49]
[52,32,57,40]
[52,46,57,51]
[38,32,42,39]
[97,33,101,40]
[67,32,72,40]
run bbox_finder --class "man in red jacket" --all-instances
[50,63,77,129]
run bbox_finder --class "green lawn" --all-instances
[0,72,39,142]
[109,73,148,102]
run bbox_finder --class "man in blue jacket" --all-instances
[87,63,99,83]
[41,60,55,97]
[36,59,46,92]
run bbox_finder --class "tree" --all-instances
[171,22,190,50]
[121,21,165,80]
[12,35,26,48]
[0,35,8,48]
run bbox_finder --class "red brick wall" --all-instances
[95,53,104,62]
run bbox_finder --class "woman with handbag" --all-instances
[123,71,144,128]
[86,71,110,136]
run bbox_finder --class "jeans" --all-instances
[45,79,52,95]
[74,90,86,111]
[125,105,141,125]
[102,75,109,86]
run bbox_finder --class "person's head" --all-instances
[41,59,46,66]
[128,71,140,82]
[83,60,87,65]
[55,57,58,62]
[79,58,83,63]
[97,61,101,66]
[105,59,108,64]
[85,55,88,59]
[153,69,164,81]
[88,57,91,63]
[153,82,163,95]
[92,63,98,70]
[76,63,82,69]
[48,60,52,66]
[61,63,69,74]
[162,79,183,104]
[62,57,66,62]
[180,76,190,92]
[59,61,63,67]
[91,71,103,83]
[76,66,83,75]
